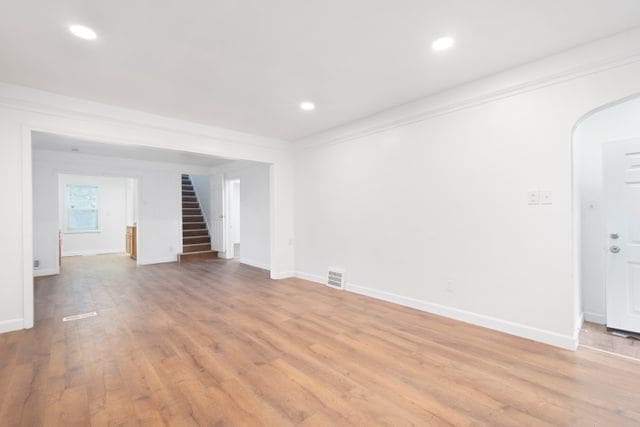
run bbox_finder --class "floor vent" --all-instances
[63,311,98,322]
[327,268,345,289]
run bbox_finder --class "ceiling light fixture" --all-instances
[300,101,315,111]
[69,24,97,40]
[431,36,455,51]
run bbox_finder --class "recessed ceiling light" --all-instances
[69,25,97,40]
[300,101,315,111]
[431,36,455,51]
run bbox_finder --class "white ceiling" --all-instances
[2,1,640,141]
[31,131,231,167]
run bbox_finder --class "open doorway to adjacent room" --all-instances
[574,94,640,359]
[30,130,272,285]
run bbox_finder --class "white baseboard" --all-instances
[584,311,606,325]
[346,282,578,350]
[293,271,577,350]
[0,318,24,334]
[271,271,295,279]
[137,256,177,265]
[33,267,59,277]
[240,258,270,270]
[62,249,125,256]
[295,271,326,285]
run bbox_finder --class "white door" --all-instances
[211,172,225,252]
[604,140,640,333]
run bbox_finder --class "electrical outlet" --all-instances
[527,190,540,205]
[539,190,552,205]
[33,259,40,269]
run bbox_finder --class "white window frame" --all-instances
[64,184,100,234]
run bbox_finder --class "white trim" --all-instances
[294,271,577,350]
[0,83,289,151]
[33,267,60,277]
[21,126,34,329]
[297,30,640,149]
[345,281,578,350]
[136,256,177,265]
[295,271,326,285]
[62,249,125,257]
[271,270,295,279]
[584,311,607,325]
[0,318,24,334]
[239,258,270,270]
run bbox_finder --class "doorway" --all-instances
[575,94,640,356]
[225,179,241,259]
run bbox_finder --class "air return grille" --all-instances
[327,267,345,289]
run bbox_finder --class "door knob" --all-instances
[610,245,621,254]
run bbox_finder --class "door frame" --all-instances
[22,124,280,330]
[222,178,240,259]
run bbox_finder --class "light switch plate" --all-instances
[527,190,540,205]
[540,190,552,205]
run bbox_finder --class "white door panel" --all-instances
[604,140,640,333]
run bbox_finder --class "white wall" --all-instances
[125,178,138,226]
[294,28,640,350]
[58,174,128,257]
[217,162,271,269]
[33,150,213,274]
[575,96,640,325]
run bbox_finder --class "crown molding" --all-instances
[297,29,640,151]
[0,82,291,151]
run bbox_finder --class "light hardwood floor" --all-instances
[1,255,640,426]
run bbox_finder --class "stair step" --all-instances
[183,229,209,237]
[178,250,217,262]
[183,202,199,208]
[183,215,204,223]
[183,236,210,244]
[183,222,207,230]
[182,185,194,191]
[183,243,212,253]
[183,208,202,215]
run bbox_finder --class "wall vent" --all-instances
[327,267,345,289]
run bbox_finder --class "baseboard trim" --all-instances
[271,271,295,279]
[240,258,270,271]
[0,318,24,334]
[62,249,125,256]
[33,267,59,277]
[137,256,177,266]
[584,311,606,325]
[293,271,577,350]
[295,271,326,285]
[344,282,577,351]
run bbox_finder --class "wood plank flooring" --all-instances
[580,321,640,359]
[1,254,640,426]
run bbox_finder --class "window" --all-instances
[65,185,99,232]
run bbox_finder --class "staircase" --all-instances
[178,174,217,262]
